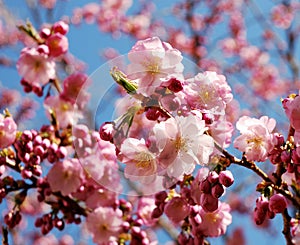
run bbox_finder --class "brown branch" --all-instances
[215,144,300,209]
[282,209,294,245]
[2,226,9,245]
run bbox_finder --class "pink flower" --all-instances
[269,194,287,213]
[60,73,89,108]
[283,95,300,144]
[0,115,17,148]
[184,71,232,115]
[47,158,84,196]
[209,119,233,148]
[271,4,294,29]
[46,33,68,57]
[233,116,276,162]
[291,218,300,244]
[86,207,123,244]
[120,138,157,183]
[39,0,56,9]
[85,188,117,210]
[191,202,232,237]
[153,114,214,179]
[164,197,190,224]
[17,46,55,86]
[137,197,157,226]
[127,37,183,96]
[44,95,82,129]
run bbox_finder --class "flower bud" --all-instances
[166,78,183,93]
[199,179,211,194]
[145,108,161,121]
[99,122,114,142]
[211,183,225,198]
[200,193,218,212]
[269,194,287,213]
[254,196,269,225]
[52,21,69,35]
[219,170,234,187]
[207,171,219,184]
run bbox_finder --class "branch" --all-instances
[215,144,300,209]
[2,226,9,245]
[282,209,294,245]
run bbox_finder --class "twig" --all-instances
[282,209,294,245]
[2,226,9,245]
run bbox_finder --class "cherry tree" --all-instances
[0,0,300,244]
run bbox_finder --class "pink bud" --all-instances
[151,207,163,219]
[46,33,68,57]
[52,21,69,35]
[269,194,287,213]
[99,122,114,142]
[199,179,211,194]
[200,193,218,212]
[254,196,269,225]
[167,78,183,93]
[40,27,51,38]
[37,44,50,55]
[211,183,225,198]
[207,171,219,184]
[202,113,214,124]
[219,170,234,187]
[145,108,161,121]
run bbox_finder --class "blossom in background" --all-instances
[153,114,214,179]
[44,95,82,129]
[283,95,300,144]
[127,37,184,96]
[47,158,84,196]
[86,207,123,244]
[234,116,276,162]
[120,138,158,183]
[16,46,56,87]
[291,218,300,244]
[0,115,17,148]
[60,73,90,109]
[271,4,294,29]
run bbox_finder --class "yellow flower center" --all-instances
[143,57,161,75]
[135,151,153,168]
[247,137,263,147]
[173,136,188,153]
[206,213,219,223]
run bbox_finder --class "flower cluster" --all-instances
[101,37,234,188]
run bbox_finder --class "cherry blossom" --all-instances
[47,158,84,196]
[44,95,82,129]
[16,46,56,87]
[153,114,214,179]
[120,138,158,183]
[234,116,276,162]
[127,37,184,96]
[191,202,232,237]
[184,71,232,115]
[0,115,17,148]
[86,207,123,244]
